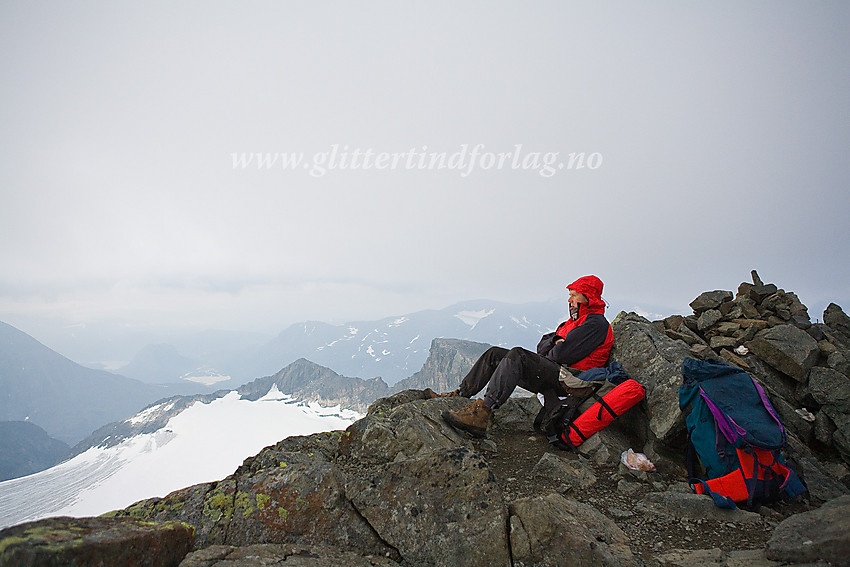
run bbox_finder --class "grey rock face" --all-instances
[834,422,850,465]
[637,492,761,524]
[766,495,850,565]
[509,493,634,567]
[609,312,691,442]
[690,290,734,315]
[746,324,820,382]
[348,447,510,567]
[654,548,779,566]
[697,309,723,332]
[179,543,402,567]
[809,367,850,411]
[343,391,468,465]
[749,283,779,304]
[825,303,850,339]
[392,338,490,393]
[531,452,597,490]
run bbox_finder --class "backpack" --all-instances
[678,357,806,509]
[535,361,646,451]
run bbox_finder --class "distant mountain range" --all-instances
[0,298,563,481]
[130,298,554,388]
[234,299,561,385]
[72,337,490,456]
[0,321,212,447]
[0,421,69,482]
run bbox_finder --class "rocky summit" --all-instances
[3,271,850,566]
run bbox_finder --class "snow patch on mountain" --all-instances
[0,386,360,530]
[454,308,496,328]
[126,400,177,426]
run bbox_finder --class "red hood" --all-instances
[567,275,606,313]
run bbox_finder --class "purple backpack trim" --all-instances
[750,377,786,437]
[699,387,747,444]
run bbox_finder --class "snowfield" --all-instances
[0,386,360,530]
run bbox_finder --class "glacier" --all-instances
[0,386,360,530]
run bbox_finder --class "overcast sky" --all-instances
[1,2,849,351]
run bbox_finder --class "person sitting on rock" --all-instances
[437,275,614,437]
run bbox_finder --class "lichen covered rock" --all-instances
[0,516,193,567]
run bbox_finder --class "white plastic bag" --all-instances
[620,448,656,472]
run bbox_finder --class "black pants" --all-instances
[458,346,562,409]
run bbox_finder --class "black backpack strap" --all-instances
[592,392,619,421]
[543,381,604,450]
[533,388,564,434]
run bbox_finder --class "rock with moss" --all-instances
[0,516,193,567]
[347,446,509,567]
[225,459,392,556]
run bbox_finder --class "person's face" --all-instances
[568,289,588,309]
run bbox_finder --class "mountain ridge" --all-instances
[226,298,561,386]
[0,421,69,482]
[0,320,184,446]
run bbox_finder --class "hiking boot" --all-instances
[442,398,491,437]
[425,388,461,399]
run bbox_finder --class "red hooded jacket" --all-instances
[552,275,614,370]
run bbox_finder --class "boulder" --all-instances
[745,325,820,382]
[708,321,741,337]
[663,314,685,331]
[636,492,761,524]
[347,447,510,567]
[786,437,849,503]
[609,312,692,443]
[224,458,393,554]
[735,296,762,320]
[342,391,468,465]
[118,481,216,543]
[719,348,749,370]
[655,548,779,566]
[697,309,723,332]
[666,323,709,349]
[665,328,702,347]
[749,283,778,304]
[815,409,837,446]
[690,291,733,315]
[719,300,742,320]
[531,452,597,490]
[834,422,850,466]
[743,355,800,405]
[770,395,813,443]
[179,543,401,567]
[690,343,714,359]
[709,336,737,350]
[509,493,634,567]
[828,352,850,378]
[809,367,850,411]
[825,303,850,339]
[766,495,850,565]
[0,516,193,567]
[490,395,544,434]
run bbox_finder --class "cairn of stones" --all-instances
[655,270,850,470]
